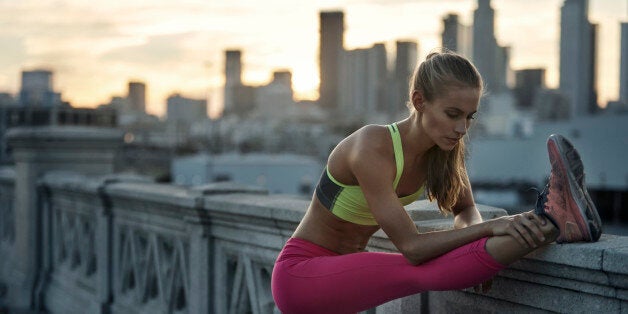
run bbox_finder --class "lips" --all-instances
[446,137,460,145]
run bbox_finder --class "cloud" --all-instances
[101,33,189,65]
[0,36,26,67]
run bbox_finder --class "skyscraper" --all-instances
[367,43,388,116]
[442,14,472,58]
[166,93,207,123]
[514,68,546,108]
[224,49,243,116]
[472,0,497,92]
[319,11,344,111]
[127,81,146,113]
[392,41,418,120]
[559,0,595,117]
[337,43,388,124]
[19,70,61,107]
[620,22,628,105]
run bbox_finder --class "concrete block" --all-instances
[429,290,549,314]
[524,235,628,270]
[480,275,621,313]
[190,181,268,195]
[603,246,628,280]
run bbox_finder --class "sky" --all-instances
[0,0,626,118]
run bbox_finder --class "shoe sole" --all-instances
[547,134,602,242]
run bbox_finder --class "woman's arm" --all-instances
[451,177,483,229]
[350,128,546,265]
[349,128,493,265]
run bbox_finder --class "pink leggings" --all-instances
[271,237,505,314]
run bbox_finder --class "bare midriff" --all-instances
[292,196,380,254]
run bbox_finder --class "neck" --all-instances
[396,112,435,163]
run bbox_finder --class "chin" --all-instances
[436,143,456,151]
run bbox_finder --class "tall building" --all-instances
[472,0,497,92]
[339,48,368,120]
[514,68,546,108]
[224,49,243,116]
[589,23,599,113]
[621,22,628,106]
[166,93,207,123]
[367,43,388,116]
[559,0,595,117]
[254,70,296,120]
[127,81,146,113]
[392,41,418,120]
[18,70,61,107]
[319,11,344,111]
[495,46,512,91]
[442,14,472,58]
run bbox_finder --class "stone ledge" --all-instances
[405,201,507,221]
[523,235,628,271]
[203,193,309,224]
[189,181,268,196]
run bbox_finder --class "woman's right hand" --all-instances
[488,212,548,248]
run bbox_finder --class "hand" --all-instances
[473,278,493,294]
[489,211,548,248]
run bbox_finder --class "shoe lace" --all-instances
[529,184,549,216]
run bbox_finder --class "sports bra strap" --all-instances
[387,123,404,189]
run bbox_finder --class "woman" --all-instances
[271,51,602,313]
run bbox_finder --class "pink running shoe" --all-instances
[534,134,602,243]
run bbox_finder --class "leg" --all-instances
[485,215,559,265]
[272,237,504,314]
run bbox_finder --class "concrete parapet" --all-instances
[2,127,122,309]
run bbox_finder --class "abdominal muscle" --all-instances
[292,196,380,254]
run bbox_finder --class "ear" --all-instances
[412,90,425,112]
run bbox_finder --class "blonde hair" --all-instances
[408,50,483,214]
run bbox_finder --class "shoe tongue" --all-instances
[533,188,548,216]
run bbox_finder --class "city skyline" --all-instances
[0,0,626,117]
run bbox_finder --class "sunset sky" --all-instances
[0,0,625,118]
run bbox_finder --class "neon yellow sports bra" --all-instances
[315,123,425,225]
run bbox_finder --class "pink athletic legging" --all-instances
[271,237,505,314]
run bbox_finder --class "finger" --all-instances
[532,213,547,226]
[507,226,529,248]
[521,214,546,243]
[513,216,537,247]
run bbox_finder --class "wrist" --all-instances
[482,219,495,237]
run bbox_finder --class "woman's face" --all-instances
[415,86,480,151]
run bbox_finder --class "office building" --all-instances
[442,14,472,58]
[559,0,596,117]
[319,11,344,111]
[621,22,628,106]
[18,70,61,107]
[514,68,546,109]
[254,70,296,120]
[338,44,388,123]
[224,49,243,116]
[391,41,418,120]
[472,0,497,92]
[166,94,207,123]
[127,81,146,113]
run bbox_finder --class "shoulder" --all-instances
[346,124,393,162]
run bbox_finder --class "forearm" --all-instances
[454,205,483,229]
[404,220,493,265]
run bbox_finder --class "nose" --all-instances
[454,119,468,136]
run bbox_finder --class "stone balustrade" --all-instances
[0,126,626,313]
